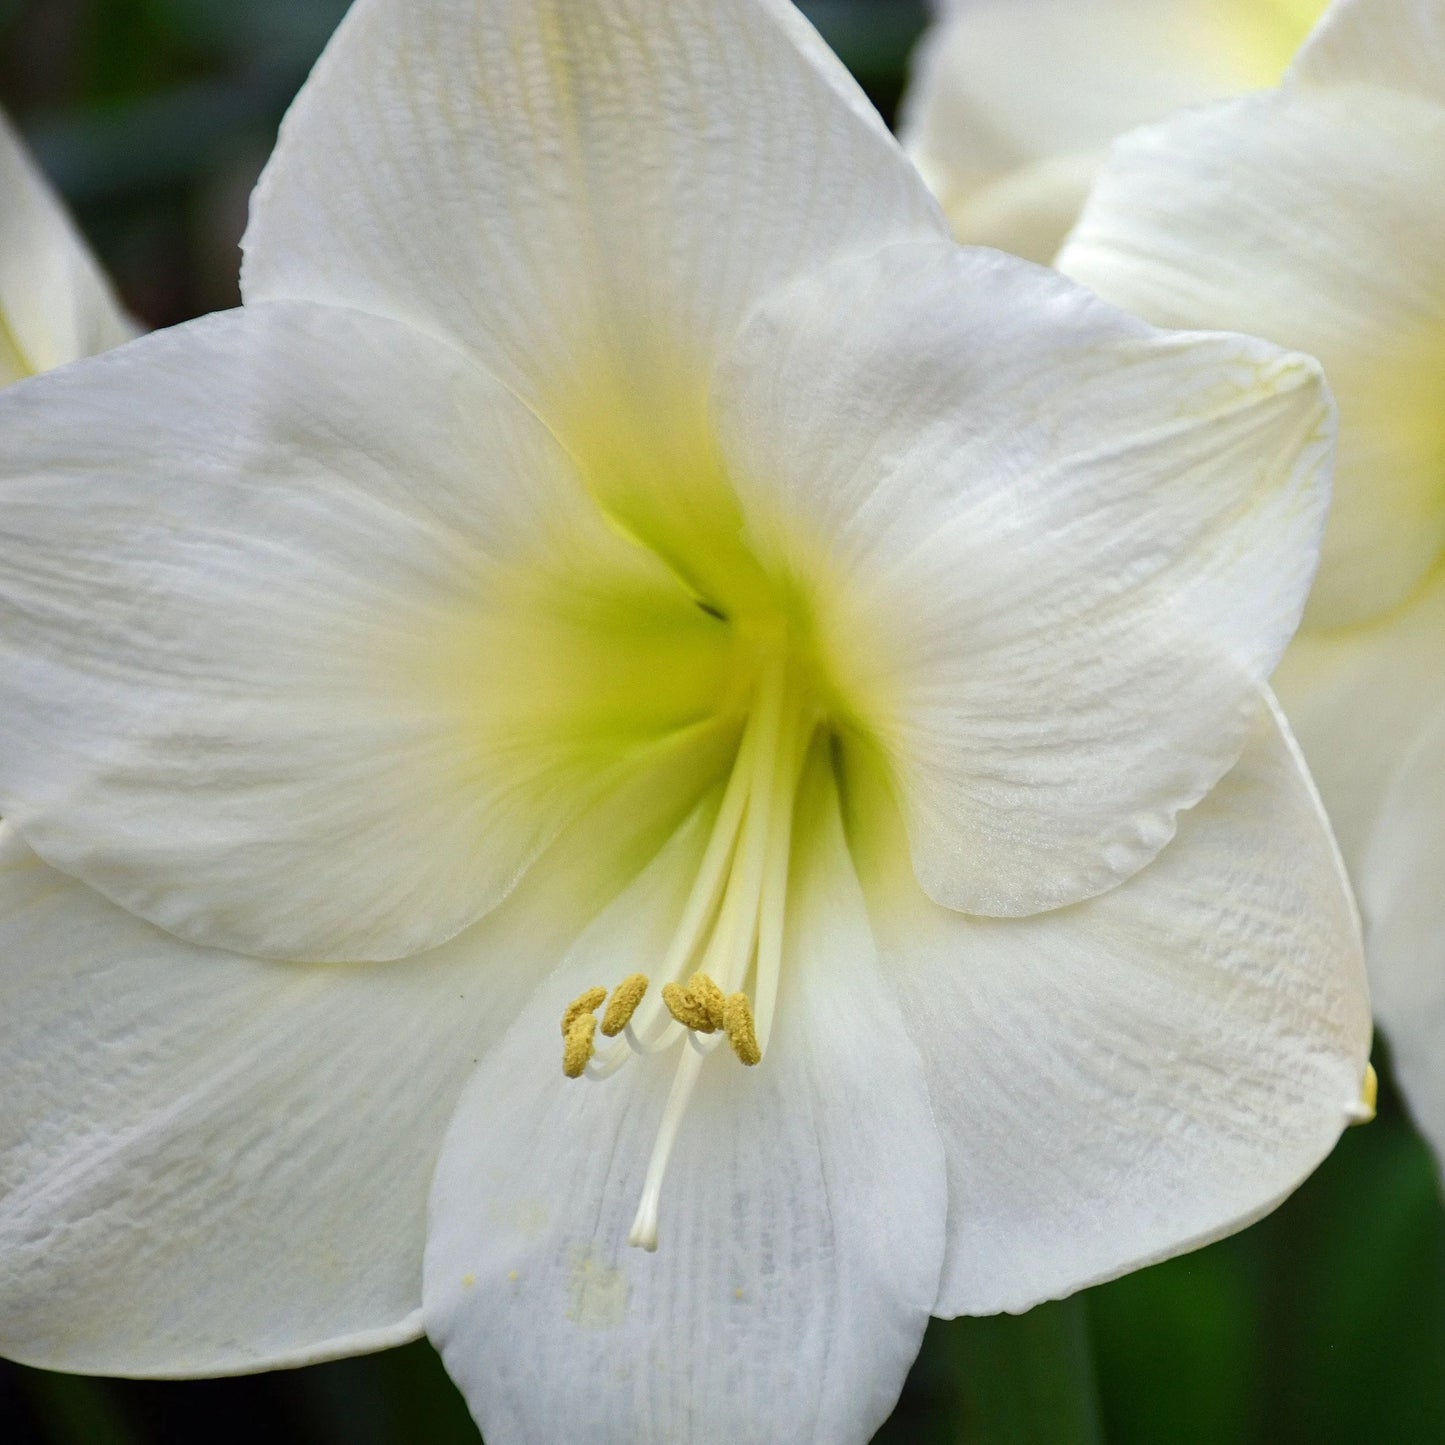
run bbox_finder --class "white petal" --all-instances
[899,0,1319,252]
[425,761,946,1444]
[715,242,1332,917]
[0,110,134,382]
[1274,566,1445,871]
[0,301,734,962]
[1294,0,1445,102]
[1061,83,1445,627]
[1359,704,1445,1169]
[243,0,943,452]
[0,738,722,1376]
[855,697,1371,1315]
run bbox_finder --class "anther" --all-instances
[661,980,716,1033]
[688,973,726,1030]
[723,992,762,1066]
[561,986,607,1037]
[563,1014,598,1078]
[600,974,649,1037]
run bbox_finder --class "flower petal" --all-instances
[1060,82,1445,628]
[0,301,735,961]
[1293,0,1445,102]
[0,735,722,1376]
[0,111,135,382]
[1274,566,1445,871]
[425,759,946,1444]
[850,695,1370,1315]
[899,0,1318,256]
[242,0,943,503]
[715,241,1332,917]
[1359,703,1445,1168]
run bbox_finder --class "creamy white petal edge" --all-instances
[0,110,134,382]
[0,302,732,961]
[856,697,1371,1314]
[1360,703,1445,1167]
[0,732,725,1376]
[1060,75,1445,628]
[242,0,944,420]
[425,760,947,1445]
[898,0,1303,259]
[716,242,1333,917]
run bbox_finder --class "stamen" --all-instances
[561,986,607,1037]
[723,991,761,1066]
[661,978,718,1033]
[600,974,649,1037]
[1348,1062,1378,1125]
[563,1014,598,1079]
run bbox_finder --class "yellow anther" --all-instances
[1349,1062,1379,1126]
[563,1014,598,1079]
[600,973,649,1037]
[687,972,727,1031]
[662,980,717,1033]
[561,986,607,1038]
[723,992,762,1066]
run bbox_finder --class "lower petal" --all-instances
[424,760,946,1445]
[854,698,1370,1315]
[0,729,723,1376]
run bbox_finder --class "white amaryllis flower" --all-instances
[0,0,1369,1439]
[0,110,133,385]
[900,0,1328,263]
[1061,0,1445,1165]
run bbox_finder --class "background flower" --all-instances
[900,0,1329,262]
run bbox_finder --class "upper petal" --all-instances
[243,0,943,437]
[1060,81,1445,627]
[0,737,722,1376]
[424,757,946,1445]
[0,301,735,961]
[0,110,134,381]
[850,696,1370,1315]
[714,242,1333,917]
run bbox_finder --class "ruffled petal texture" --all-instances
[1060,81,1445,628]
[715,242,1333,916]
[848,700,1371,1315]
[0,302,736,961]
[0,111,134,383]
[1360,705,1445,1165]
[0,736,725,1376]
[425,762,947,1445]
[899,0,1324,260]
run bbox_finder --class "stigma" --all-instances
[555,652,812,1250]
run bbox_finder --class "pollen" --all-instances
[600,973,649,1037]
[723,991,762,1066]
[561,986,607,1037]
[661,972,726,1033]
[563,1012,599,1078]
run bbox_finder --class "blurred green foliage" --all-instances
[3,1,1444,1441]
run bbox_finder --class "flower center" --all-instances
[556,647,817,1250]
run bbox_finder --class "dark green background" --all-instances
[1,2,1442,1440]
